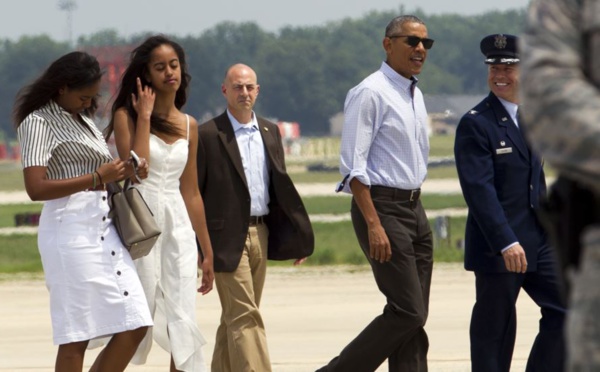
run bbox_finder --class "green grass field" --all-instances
[0,194,464,229]
[0,162,24,191]
[0,191,468,273]
[0,234,43,273]
[302,194,466,215]
[429,134,455,158]
[0,135,461,191]
[0,203,43,227]
[0,135,468,273]
[3,217,467,273]
[290,165,459,184]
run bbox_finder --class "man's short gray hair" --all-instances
[385,15,425,37]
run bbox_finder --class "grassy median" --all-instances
[0,192,468,273]
[0,135,468,273]
[0,217,468,273]
[0,183,468,274]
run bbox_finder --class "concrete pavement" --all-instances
[0,179,465,206]
[0,264,540,371]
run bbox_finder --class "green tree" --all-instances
[426,10,526,94]
[256,34,333,134]
[0,36,69,136]
[77,29,126,47]
[0,8,529,138]
[178,22,275,121]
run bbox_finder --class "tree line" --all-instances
[0,8,526,139]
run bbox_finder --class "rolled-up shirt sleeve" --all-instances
[339,87,379,194]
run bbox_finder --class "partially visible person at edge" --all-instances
[318,15,434,372]
[197,63,314,372]
[522,1,600,369]
[105,35,214,372]
[14,51,152,372]
[454,34,566,372]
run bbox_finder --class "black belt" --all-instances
[249,215,265,226]
[370,185,421,202]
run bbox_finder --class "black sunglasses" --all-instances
[388,35,434,50]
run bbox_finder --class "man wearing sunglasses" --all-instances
[318,15,433,372]
[454,34,566,372]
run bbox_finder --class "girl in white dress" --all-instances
[105,35,215,372]
[14,51,153,371]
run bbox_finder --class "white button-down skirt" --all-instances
[38,190,153,345]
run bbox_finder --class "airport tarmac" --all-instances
[0,263,540,371]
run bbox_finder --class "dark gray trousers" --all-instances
[318,188,433,372]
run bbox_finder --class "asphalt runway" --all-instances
[0,179,465,206]
[0,263,540,371]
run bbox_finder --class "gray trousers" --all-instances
[568,225,600,371]
[318,189,433,372]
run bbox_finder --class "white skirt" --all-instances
[38,190,153,345]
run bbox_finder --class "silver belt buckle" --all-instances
[410,189,417,202]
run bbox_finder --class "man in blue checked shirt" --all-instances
[318,14,433,372]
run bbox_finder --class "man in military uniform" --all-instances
[454,34,566,372]
[522,1,600,369]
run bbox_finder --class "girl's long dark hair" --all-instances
[13,51,102,127]
[105,35,191,140]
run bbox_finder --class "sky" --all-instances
[1,0,529,43]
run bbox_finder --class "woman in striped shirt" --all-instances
[14,51,153,372]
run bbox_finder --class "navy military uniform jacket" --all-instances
[455,92,547,273]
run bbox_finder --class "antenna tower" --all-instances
[58,0,77,45]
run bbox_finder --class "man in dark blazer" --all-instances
[197,63,314,372]
[454,34,566,372]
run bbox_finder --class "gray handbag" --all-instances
[108,179,161,260]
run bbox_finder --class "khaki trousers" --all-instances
[211,224,271,372]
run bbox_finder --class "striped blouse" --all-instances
[17,100,113,180]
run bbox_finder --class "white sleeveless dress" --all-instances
[131,115,207,371]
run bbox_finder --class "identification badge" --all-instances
[496,147,513,155]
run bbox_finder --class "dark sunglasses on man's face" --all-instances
[388,35,434,50]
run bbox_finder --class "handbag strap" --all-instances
[107,178,135,193]
[123,178,134,189]
[106,181,122,195]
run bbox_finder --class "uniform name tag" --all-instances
[496,147,513,155]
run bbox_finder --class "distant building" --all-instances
[328,94,484,136]
[425,94,484,134]
[84,45,132,117]
[424,94,484,119]
[329,112,344,137]
[277,121,301,155]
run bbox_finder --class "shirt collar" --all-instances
[45,99,93,122]
[44,100,70,116]
[227,110,258,132]
[497,96,519,121]
[380,61,418,95]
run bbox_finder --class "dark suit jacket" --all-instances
[454,92,547,273]
[197,112,314,272]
